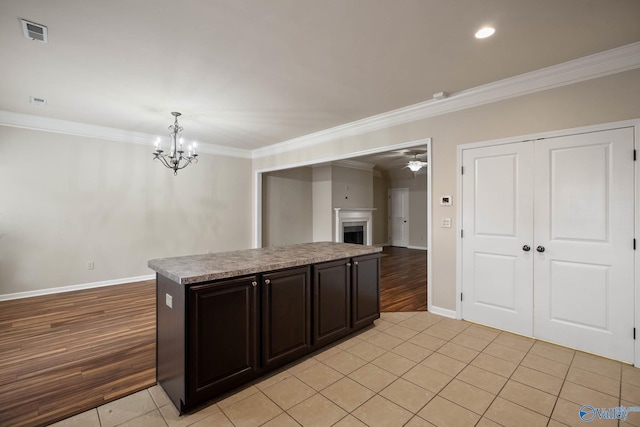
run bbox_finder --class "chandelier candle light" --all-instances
[153,112,198,175]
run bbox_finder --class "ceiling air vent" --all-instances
[21,19,48,43]
[30,96,47,106]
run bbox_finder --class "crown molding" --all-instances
[333,159,376,171]
[251,41,640,159]
[0,110,252,159]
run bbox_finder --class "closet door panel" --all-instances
[461,142,534,336]
[533,127,635,362]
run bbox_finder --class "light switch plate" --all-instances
[441,218,452,228]
[165,293,173,309]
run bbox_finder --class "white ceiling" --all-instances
[1,1,640,151]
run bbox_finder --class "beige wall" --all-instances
[253,68,640,311]
[0,126,253,296]
[263,164,376,244]
[331,166,373,209]
[312,165,333,242]
[262,167,313,246]
[372,174,388,245]
[390,174,427,249]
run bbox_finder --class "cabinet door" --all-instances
[351,254,381,330]
[313,259,350,347]
[187,276,258,404]
[262,267,311,369]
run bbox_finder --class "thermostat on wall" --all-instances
[440,195,452,207]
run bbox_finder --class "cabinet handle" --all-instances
[346,263,351,267]
[522,245,531,252]
[264,279,271,285]
[354,261,359,266]
[251,281,257,287]
[536,246,545,253]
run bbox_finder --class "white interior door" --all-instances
[533,128,635,362]
[461,142,534,336]
[390,188,409,247]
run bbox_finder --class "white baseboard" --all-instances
[428,305,457,319]
[407,245,428,251]
[0,274,155,301]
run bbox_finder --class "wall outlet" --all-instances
[441,218,452,228]
[87,261,94,270]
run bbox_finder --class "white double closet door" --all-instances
[461,127,635,362]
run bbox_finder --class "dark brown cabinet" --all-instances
[155,252,379,414]
[313,255,381,345]
[187,276,258,407]
[351,254,381,329]
[313,259,351,347]
[262,266,311,370]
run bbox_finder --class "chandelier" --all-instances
[153,112,198,175]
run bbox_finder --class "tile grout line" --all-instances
[482,335,549,425]
[437,322,506,426]
[344,314,435,425]
[545,346,577,427]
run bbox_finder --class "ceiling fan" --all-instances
[406,153,428,172]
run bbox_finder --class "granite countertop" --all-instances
[148,242,382,285]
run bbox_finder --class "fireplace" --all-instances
[343,224,365,245]
[334,208,376,246]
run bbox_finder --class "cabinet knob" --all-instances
[536,246,545,253]
[251,281,257,287]
[264,279,271,285]
[346,263,351,267]
[354,261,359,266]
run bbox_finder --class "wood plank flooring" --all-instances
[0,281,156,427]
[380,246,427,312]
[0,248,426,426]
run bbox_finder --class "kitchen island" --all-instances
[148,242,381,414]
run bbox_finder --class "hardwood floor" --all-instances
[0,281,156,427]
[380,246,427,312]
[0,250,425,426]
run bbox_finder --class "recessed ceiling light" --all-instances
[475,27,495,39]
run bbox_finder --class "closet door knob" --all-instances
[522,245,531,252]
[536,246,545,253]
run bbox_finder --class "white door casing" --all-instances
[461,142,534,336]
[533,128,635,362]
[390,188,409,247]
[460,126,635,362]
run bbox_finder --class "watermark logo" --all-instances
[579,405,640,423]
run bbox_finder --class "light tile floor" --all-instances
[51,311,640,427]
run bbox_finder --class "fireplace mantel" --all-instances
[334,208,376,245]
